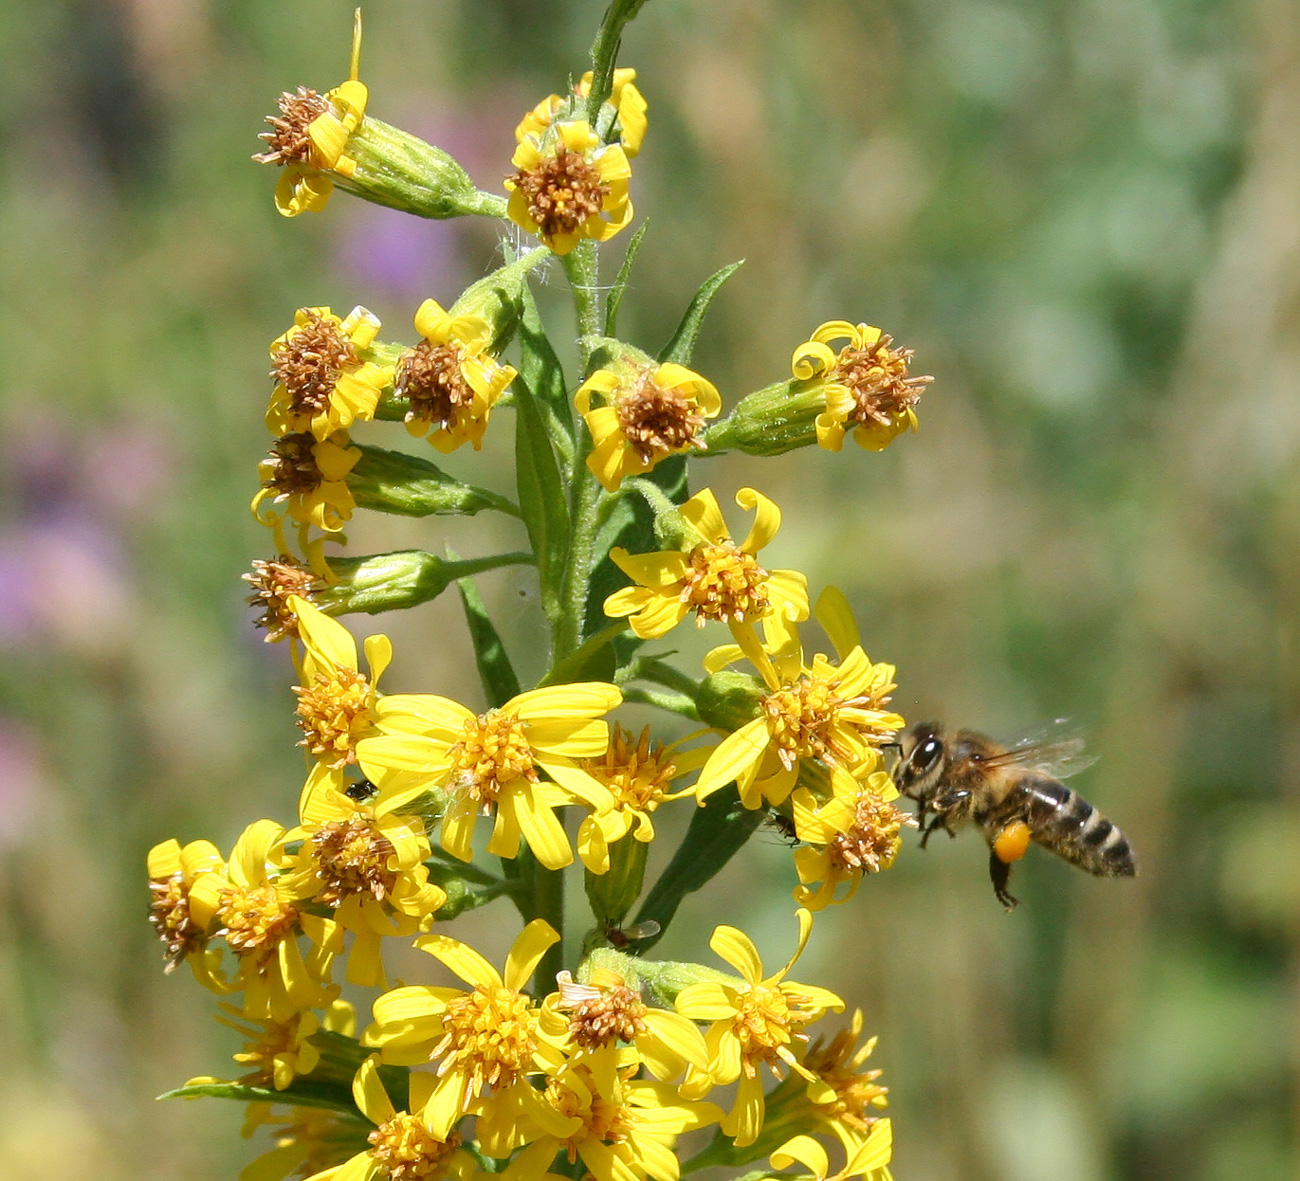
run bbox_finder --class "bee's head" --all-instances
[894,722,948,799]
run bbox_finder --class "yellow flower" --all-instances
[244,555,326,643]
[396,299,517,453]
[544,966,709,1082]
[362,921,569,1140]
[675,910,844,1148]
[505,120,633,254]
[241,1107,371,1181]
[356,683,621,871]
[187,820,338,1022]
[790,776,910,911]
[254,16,369,217]
[291,597,391,775]
[254,431,360,534]
[278,777,446,988]
[791,321,933,453]
[303,1054,479,1181]
[147,837,224,972]
[576,363,721,492]
[212,999,354,1091]
[697,589,904,810]
[603,487,808,640]
[267,306,389,440]
[516,69,648,157]
[500,1048,721,1181]
[798,1011,890,1154]
[770,1119,894,1181]
[574,726,712,876]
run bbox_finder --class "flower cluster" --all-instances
[150,11,942,1181]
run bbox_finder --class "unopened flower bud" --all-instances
[347,444,520,518]
[695,669,764,733]
[318,548,531,616]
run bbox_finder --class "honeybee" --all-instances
[893,720,1136,909]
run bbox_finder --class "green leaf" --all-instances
[605,220,649,337]
[517,283,576,455]
[349,444,520,518]
[658,260,744,366]
[633,786,766,950]
[454,566,522,707]
[158,1078,358,1115]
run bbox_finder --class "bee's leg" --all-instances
[988,850,1020,911]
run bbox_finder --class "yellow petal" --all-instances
[610,548,691,588]
[735,487,781,554]
[710,925,764,983]
[505,788,573,871]
[415,934,503,989]
[292,596,358,673]
[694,719,770,800]
[791,339,836,381]
[770,1134,829,1179]
[352,1055,395,1125]
[814,585,860,659]
[510,682,622,720]
[503,919,562,991]
[674,982,736,1022]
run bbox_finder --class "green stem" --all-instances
[539,619,629,686]
[562,242,603,375]
[638,658,703,700]
[621,685,700,719]
[587,0,652,124]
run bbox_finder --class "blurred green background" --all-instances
[2,0,1297,1177]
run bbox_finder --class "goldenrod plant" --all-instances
[149,6,933,1179]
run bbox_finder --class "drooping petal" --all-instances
[502,919,562,992]
[352,1055,396,1125]
[735,487,782,554]
[694,719,770,800]
[678,488,728,544]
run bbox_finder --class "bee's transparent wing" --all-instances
[981,718,1099,778]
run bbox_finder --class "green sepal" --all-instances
[319,549,533,616]
[605,220,649,336]
[658,260,744,366]
[584,832,649,929]
[634,957,738,1008]
[695,669,764,732]
[703,379,825,457]
[348,444,520,518]
[338,117,504,220]
[451,247,552,352]
[632,785,766,950]
[453,564,522,707]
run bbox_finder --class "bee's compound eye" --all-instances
[912,737,943,774]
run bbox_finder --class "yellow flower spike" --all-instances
[289,597,388,775]
[147,838,224,973]
[576,362,721,491]
[255,10,370,218]
[604,487,809,641]
[396,298,517,452]
[675,909,844,1149]
[362,922,569,1140]
[254,431,361,535]
[266,306,389,441]
[505,118,633,254]
[791,320,933,453]
[356,683,621,871]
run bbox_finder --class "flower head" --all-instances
[278,775,446,987]
[242,1107,372,1181]
[357,683,621,871]
[147,837,224,972]
[790,774,910,910]
[576,363,721,492]
[291,597,391,774]
[255,431,360,534]
[254,15,369,217]
[792,322,933,453]
[546,966,709,1082]
[244,554,326,643]
[216,999,353,1091]
[506,120,633,254]
[362,921,568,1139]
[676,909,844,1147]
[604,488,808,640]
[574,725,707,875]
[396,299,517,453]
[267,306,389,439]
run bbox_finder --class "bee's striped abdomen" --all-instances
[1024,776,1136,877]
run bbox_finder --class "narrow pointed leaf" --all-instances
[454,565,522,708]
[605,219,649,337]
[658,260,744,366]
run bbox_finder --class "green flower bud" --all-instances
[347,444,520,518]
[319,548,532,615]
[703,379,826,457]
[584,834,648,928]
